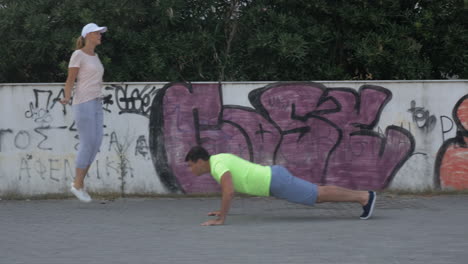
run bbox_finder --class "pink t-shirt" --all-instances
[68,49,104,105]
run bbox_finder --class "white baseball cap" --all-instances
[81,23,107,38]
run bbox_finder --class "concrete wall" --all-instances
[1,81,467,197]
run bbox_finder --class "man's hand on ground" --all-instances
[201,174,232,226]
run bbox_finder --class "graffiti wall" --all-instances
[435,94,468,190]
[0,81,467,196]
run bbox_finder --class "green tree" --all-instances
[0,0,466,82]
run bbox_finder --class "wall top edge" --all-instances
[0,80,467,86]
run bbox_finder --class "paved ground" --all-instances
[1,194,467,264]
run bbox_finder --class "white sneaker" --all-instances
[70,183,92,203]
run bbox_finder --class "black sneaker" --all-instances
[360,191,376,220]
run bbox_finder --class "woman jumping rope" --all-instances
[60,23,108,202]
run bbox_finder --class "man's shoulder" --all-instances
[209,154,231,178]
[211,152,232,157]
[211,153,240,162]
[212,153,232,157]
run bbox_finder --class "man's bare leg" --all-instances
[316,185,369,206]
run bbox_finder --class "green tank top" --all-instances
[209,153,271,196]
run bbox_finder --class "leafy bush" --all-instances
[0,0,466,82]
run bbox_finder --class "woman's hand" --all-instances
[60,97,71,105]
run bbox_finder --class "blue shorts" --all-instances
[269,165,318,206]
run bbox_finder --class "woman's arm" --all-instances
[60,67,79,105]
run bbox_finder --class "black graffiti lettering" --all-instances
[34,159,47,180]
[33,89,53,109]
[113,84,156,117]
[95,159,101,180]
[440,116,454,142]
[69,121,77,131]
[68,122,80,150]
[19,157,75,182]
[408,100,436,132]
[50,89,69,115]
[49,159,60,182]
[24,89,56,125]
[34,127,52,150]
[14,130,31,149]
[102,94,113,113]
[103,86,115,113]
[108,132,121,151]
[24,102,34,119]
[135,135,149,158]
[68,121,80,150]
[106,156,119,177]
[115,85,132,113]
[64,159,74,179]
[19,157,32,180]
[255,123,272,142]
[0,129,13,152]
[24,102,53,125]
[33,126,68,151]
[74,134,79,151]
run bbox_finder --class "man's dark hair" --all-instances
[185,146,211,162]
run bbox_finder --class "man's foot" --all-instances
[70,183,92,203]
[360,191,376,220]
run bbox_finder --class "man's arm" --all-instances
[201,172,235,226]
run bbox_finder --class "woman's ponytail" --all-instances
[75,36,85,50]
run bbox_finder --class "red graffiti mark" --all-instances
[438,95,468,190]
[456,97,468,131]
[440,144,468,190]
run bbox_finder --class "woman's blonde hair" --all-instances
[75,36,85,50]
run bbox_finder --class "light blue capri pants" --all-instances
[73,98,103,169]
[269,165,318,206]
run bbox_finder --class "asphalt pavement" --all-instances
[1,194,467,264]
